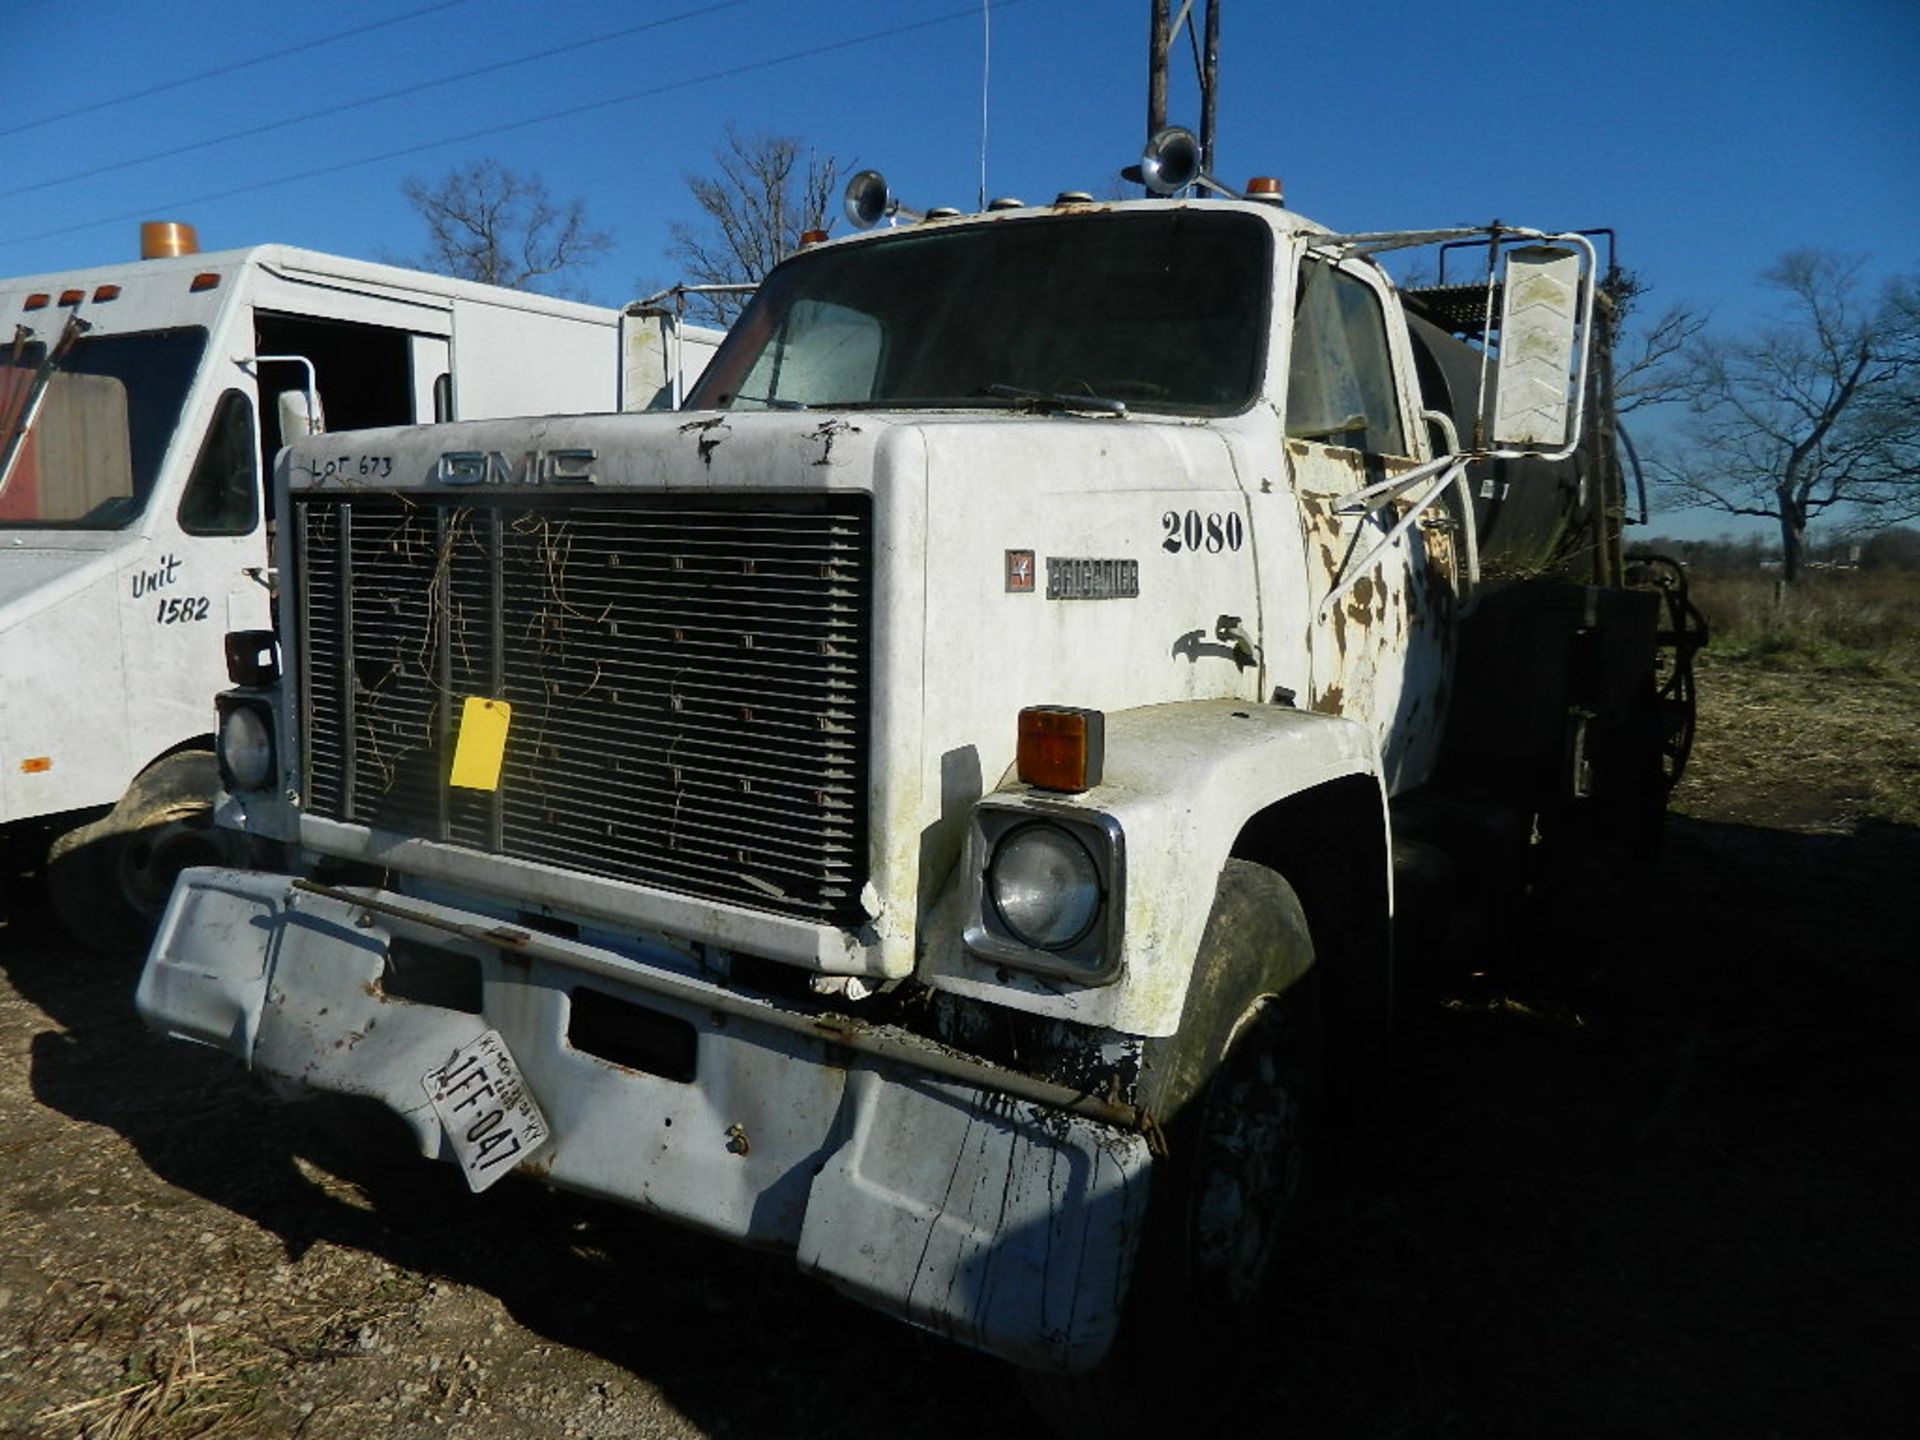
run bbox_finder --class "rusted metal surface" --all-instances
[1295,442,1451,792]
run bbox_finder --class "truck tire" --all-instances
[1021,859,1323,1434]
[45,750,239,956]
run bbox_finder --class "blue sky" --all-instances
[3,0,1917,534]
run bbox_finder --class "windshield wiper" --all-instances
[726,391,810,411]
[982,383,1128,417]
[0,313,90,498]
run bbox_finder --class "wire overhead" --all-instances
[3,2,1027,254]
[0,1,750,203]
[0,0,484,142]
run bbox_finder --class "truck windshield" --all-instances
[688,210,1270,417]
[0,326,207,530]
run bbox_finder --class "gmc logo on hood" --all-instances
[435,448,597,486]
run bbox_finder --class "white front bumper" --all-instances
[137,867,1153,1374]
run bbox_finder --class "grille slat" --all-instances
[297,492,873,924]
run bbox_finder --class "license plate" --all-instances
[422,1029,551,1193]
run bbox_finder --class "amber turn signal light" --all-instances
[1017,706,1105,793]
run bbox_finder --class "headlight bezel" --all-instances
[986,821,1103,950]
[215,693,277,793]
[962,803,1125,983]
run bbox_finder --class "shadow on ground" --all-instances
[5,810,1916,1437]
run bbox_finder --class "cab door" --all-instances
[1284,256,1458,794]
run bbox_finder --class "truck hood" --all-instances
[282,406,1234,497]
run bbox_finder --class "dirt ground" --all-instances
[3,652,1916,1439]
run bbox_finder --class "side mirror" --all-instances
[241,353,323,438]
[277,384,323,439]
[1491,244,1587,453]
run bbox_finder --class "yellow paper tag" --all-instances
[449,697,511,790]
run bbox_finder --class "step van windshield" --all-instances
[0,326,207,530]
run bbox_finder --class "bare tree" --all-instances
[402,159,612,297]
[1601,266,1707,416]
[666,127,841,324]
[1653,250,1920,581]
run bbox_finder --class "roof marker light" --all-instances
[58,289,84,306]
[190,273,220,293]
[24,293,49,311]
[92,284,121,302]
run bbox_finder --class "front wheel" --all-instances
[1022,859,1324,1433]
[45,750,241,955]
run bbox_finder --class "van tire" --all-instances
[46,750,238,955]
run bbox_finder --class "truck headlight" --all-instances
[987,823,1102,949]
[217,698,275,792]
[963,807,1124,983]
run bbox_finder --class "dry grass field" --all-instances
[1270,569,1920,1438]
[2,569,1915,1439]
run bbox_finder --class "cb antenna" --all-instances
[979,0,992,211]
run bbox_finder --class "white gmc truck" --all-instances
[134,133,1699,1420]
[0,226,719,949]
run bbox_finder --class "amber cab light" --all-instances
[141,220,199,259]
[58,289,84,306]
[1017,706,1106,793]
[189,273,221,293]
[92,284,121,302]
[1245,176,1284,202]
[799,229,828,246]
[23,293,49,310]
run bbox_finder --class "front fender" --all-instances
[920,699,1384,1037]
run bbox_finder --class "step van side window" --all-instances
[177,388,258,536]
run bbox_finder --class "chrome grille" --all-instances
[296,492,872,925]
